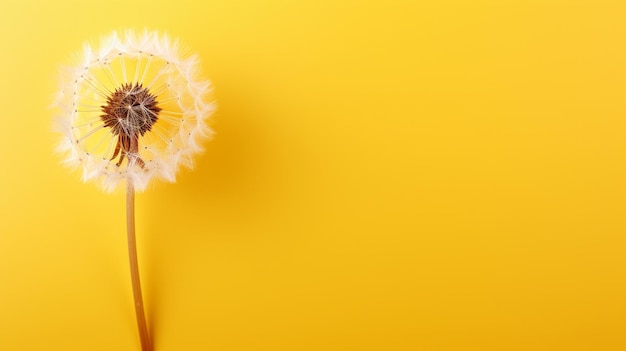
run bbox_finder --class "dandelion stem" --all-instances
[126,183,153,351]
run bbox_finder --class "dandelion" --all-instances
[54,30,215,192]
[53,30,216,351]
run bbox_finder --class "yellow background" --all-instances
[1,0,625,350]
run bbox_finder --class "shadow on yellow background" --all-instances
[1,0,626,350]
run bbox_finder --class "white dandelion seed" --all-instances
[54,29,216,192]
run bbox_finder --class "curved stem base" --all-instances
[126,184,153,351]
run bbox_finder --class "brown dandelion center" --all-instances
[100,83,161,167]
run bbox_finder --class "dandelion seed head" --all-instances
[53,30,216,192]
